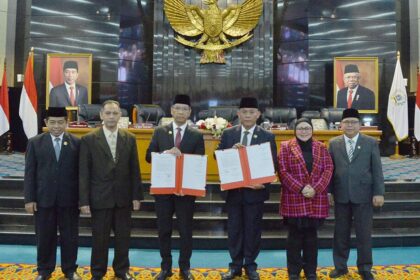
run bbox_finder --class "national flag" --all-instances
[415,70,420,141]
[19,50,38,139]
[336,61,344,91]
[387,57,408,141]
[0,62,9,136]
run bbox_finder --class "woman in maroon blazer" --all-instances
[278,118,334,280]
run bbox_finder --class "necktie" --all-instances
[348,139,354,161]
[54,137,61,161]
[69,86,75,106]
[109,133,117,161]
[175,127,182,148]
[242,131,250,146]
[347,89,353,108]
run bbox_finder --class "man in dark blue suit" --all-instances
[146,94,205,280]
[24,107,81,280]
[217,97,278,280]
[49,61,88,107]
[336,64,375,110]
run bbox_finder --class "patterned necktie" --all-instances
[348,139,354,161]
[109,133,117,161]
[69,86,75,106]
[347,89,353,108]
[242,131,250,146]
[175,127,182,148]
[54,137,61,161]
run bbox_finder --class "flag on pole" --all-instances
[0,61,9,136]
[387,56,408,141]
[414,69,420,141]
[19,49,38,139]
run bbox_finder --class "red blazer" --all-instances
[278,138,333,218]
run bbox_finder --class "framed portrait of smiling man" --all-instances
[46,53,92,109]
[333,57,378,113]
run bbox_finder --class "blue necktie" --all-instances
[54,138,61,161]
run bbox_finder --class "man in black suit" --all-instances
[217,97,278,280]
[146,94,205,280]
[24,107,82,280]
[336,64,375,110]
[328,109,384,280]
[79,100,143,280]
[49,61,88,107]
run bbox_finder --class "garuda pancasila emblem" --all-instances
[164,0,263,64]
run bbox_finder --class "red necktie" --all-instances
[175,127,182,148]
[347,89,353,108]
[70,86,75,106]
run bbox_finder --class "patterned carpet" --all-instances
[1,153,420,181]
[0,264,419,280]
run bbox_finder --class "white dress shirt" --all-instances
[103,127,118,160]
[172,122,188,144]
[240,125,256,146]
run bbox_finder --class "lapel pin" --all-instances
[169,131,172,135]
[63,141,68,146]
[253,135,258,139]
[357,146,361,149]
[356,95,360,101]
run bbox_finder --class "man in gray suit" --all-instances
[79,100,143,280]
[49,61,88,107]
[328,108,384,280]
[146,94,204,280]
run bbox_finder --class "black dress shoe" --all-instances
[288,274,299,280]
[35,275,51,280]
[329,269,349,278]
[221,269,242,280]
[155,269,173,280]
[179,269,194,280]
[115,272,136,280]
[359,271,374,280]
[305,274,317,280]
[65,272,82,280]
[245,270,259,280]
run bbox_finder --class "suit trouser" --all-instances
[90,206,132,278]
[286,224,318,275]
[333,202,373,272]
[35,206,79,276]
[155,195,196,270]
[226,200,264,272]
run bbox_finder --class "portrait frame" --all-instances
[333,57,379,113]
[46,53,92,109]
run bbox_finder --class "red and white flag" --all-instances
[415,70,420,141]
[19,50,38,139]
[0,62,9,136]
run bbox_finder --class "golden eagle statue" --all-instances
[164,0,263,64]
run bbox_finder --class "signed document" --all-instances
[215,142,276,190]
[150,153,207,196]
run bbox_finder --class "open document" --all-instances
[215,142,276,190]
[150,152,207,196]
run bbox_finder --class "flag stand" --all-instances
[390,141,405,160]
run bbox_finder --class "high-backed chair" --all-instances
[77,104,128,125]
[262,107,297,129]
[301,110,321,120]
[132,104,166,125]
[198,106,239,124]
[320,108,345,124]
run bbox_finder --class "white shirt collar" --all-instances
[103,126,118,138]
[65,82,76,92]
[50,132,64,142]
[241,125,256,134]
[344,133,360,144]
[173,122,188,131]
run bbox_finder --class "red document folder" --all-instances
[150,153,207,197]
[216,143,277,191]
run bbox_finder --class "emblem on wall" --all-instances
[164,0,263,64]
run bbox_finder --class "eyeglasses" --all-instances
[342,120,359,125]
[296,127,312,131]
[172,106,190,112]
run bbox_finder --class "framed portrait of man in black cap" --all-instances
[333,57,378,113]
[46,53,92,109]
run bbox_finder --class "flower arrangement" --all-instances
[196,116,232,138]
